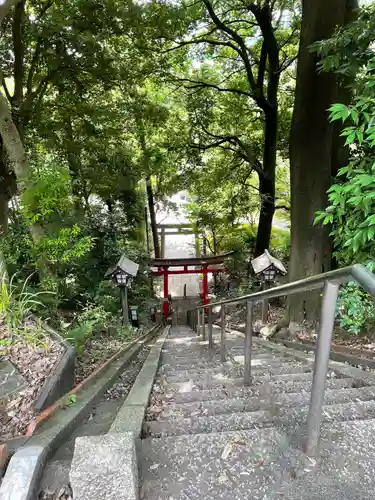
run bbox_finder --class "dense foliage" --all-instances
[0,0,374,343]
[314,7,375,265]
[313,5,375,333]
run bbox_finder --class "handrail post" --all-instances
[244,300,253,386]
[220,305,226,361]
[208,306,213,348]
[306,280,339,456]
[201,308,206,341]
[197,308,201,336]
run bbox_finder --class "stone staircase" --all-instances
[139,325,375,499]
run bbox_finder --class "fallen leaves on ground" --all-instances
[1,320,63,440]
[74,325,151,385]
[39,484,73,499]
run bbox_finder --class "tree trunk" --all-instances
[0,91,48,274]
[0,92,29,186]
[288,0,358,324]
[146,176,160,258]
[137,118,160,259]
[0,144,16,238]
[255,107,277,257]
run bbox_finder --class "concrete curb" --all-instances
[65,326,170,500]
[110,326,170,437]
[69,433,138,500]
[34,344,75,413]
[0,325,162,500]
[32,317,76,413]
[27,324,161,437]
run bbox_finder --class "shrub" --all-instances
[76,303,112,333]
[64,320,96,353]
[0,273,54,333]
[336,281,375,335]
[270,228,290,262]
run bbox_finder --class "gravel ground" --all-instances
[39,485,73,500]
[1,319,63,440]
[74,324,153,385]
[103,344,151,400]
[38,343,152,500]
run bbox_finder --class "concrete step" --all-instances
[159,358,312,377]
[159,359,237,373]
[139,421,375,500]
[159,360,239,377]
[160,352,284,369]
[157,370,320,392]
[161,360,313,384]
[154,376,356,404]
[145,399,375,438]
[140,427,289,500]
[152,385,375,419]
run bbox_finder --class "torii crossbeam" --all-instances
[150,252,233,319]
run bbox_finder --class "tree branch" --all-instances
[12,0,25,103]
[164,37,240,55]
[190,138,231,151]
[257,40,267,91]
[277,55,298,74]
[202,0,264,107]
[1,74,11,102]
[275,204,290,211]
[26,38,42,95]
[177,77,253,99]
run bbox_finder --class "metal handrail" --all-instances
[191,264,375,310]
[185,263,375,456]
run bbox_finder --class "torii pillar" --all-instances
[163,265,169,319]
[202,263,209,309]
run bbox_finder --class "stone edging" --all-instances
[0,324,163,500]
[68,325,171,500]
[32,317,76,413]
[109,325,170,436]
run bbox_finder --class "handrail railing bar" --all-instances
[190,264,375,311]
[184,263,375,457]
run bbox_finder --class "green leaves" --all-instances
[315,9,375,266]
[337,280,375,335]
[329,103,350,122]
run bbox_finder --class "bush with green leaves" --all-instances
[76,303,112,333]
[64,320,96,354]
[270,227,290,262]
[0,274,44,330]
[337,282,375,335]
[313,5,375,265]
[0,273,54,346]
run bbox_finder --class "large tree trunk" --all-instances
[255,98,278,257]
[255,174,275,257]
[0,91,46,267]
[0,92,28,185]
[137,119,160,259]
[146,176,160,258]
[288,0,358,324]
[0,145,16,238]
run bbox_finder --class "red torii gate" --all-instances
[150,252,233,319]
